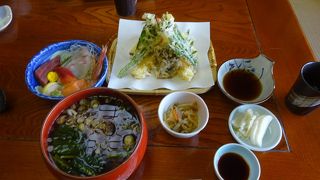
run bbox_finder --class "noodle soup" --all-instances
[47,95,141,177]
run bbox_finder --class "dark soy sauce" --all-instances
[223,69,262,101]
[218,153,250,180]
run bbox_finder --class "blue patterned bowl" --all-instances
[217,54,275,104]
[25,40,108,100]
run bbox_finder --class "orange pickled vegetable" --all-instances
[172,106,179,122]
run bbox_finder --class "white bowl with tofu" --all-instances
[228,104,282,151]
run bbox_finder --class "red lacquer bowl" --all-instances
[40,87,148,179]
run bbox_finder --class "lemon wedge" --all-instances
[42,82,61,96]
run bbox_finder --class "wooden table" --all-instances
[0,0,319,179]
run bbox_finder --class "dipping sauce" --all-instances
[223,69,262,101]
[218,152,250,180]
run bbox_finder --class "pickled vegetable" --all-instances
[232,109,273,147]
[164,102,199,133]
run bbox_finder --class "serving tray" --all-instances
[106,37,217,95]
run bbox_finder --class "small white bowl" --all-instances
[214,143,261,180]
[158,91,209,138]
[217,54,275,104]
[0,5,13,32]
[229,104,283,151]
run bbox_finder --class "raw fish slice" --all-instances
[65,46,95,79]
[35,56,61,85]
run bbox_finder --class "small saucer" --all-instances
[0,5,13,32]
[228,104,283,151]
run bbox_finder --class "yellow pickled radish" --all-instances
[47,71,59,82]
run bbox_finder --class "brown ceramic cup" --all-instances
[114,0,137,16]
[285,62,320,115]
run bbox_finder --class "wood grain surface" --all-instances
[0,0,319,179]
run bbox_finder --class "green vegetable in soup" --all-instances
[49,125,105,176]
